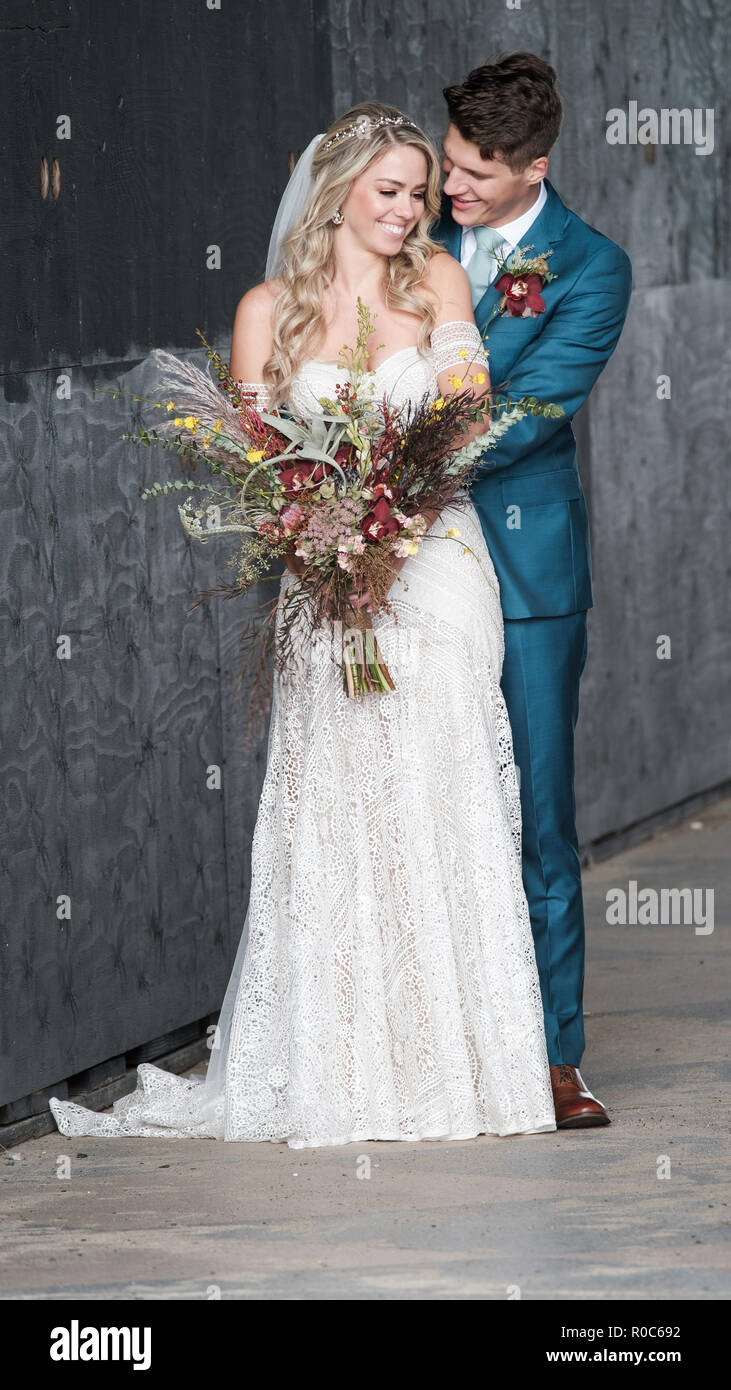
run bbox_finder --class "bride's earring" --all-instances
[331,208,344,225]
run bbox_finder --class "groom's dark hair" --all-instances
[443,51,563,173]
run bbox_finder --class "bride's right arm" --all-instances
[229,283,305,578]
[229,281,277,411]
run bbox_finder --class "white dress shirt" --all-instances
[460,179,547,277]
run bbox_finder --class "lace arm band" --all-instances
[429,320,490,377]
[233,380,273,412]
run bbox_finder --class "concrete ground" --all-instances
[3,800,729,1300]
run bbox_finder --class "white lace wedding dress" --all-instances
[49,321,556,1148]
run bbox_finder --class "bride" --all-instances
[50,102,556,1149]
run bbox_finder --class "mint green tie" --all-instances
[466,227,505,309]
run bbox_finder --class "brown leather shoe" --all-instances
[550,1064,610,1128]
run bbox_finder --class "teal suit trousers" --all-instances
[501,612,588,1065]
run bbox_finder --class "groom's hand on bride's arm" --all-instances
[472,243,632,476]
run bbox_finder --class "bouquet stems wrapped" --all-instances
[340,604,396,698]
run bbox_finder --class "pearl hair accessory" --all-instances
[322,114,421,151]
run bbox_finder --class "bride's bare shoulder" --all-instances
[419,250,472,317]
[233,277,283,324]
[421,250,470,292]
[231,279,283,379]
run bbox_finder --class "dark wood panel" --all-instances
[1,0,333,1104]
[2,0,333,371]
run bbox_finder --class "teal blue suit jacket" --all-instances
[431,179,632,619]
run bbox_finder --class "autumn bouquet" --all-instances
[114,300,562,708]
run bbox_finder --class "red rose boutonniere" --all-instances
[493,245,557,319]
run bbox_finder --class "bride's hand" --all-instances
[346,587,374,613]
[283,550,307,578]
[347,550,411,613]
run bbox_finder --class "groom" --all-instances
[432,52,632,1127]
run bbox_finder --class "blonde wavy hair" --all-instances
[262,102,446,409]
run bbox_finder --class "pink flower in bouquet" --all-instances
[336,535,366,571]
[296,496,362,562]
[395,511,427,535]
[392,535,421,558]
[280,503,305,532]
